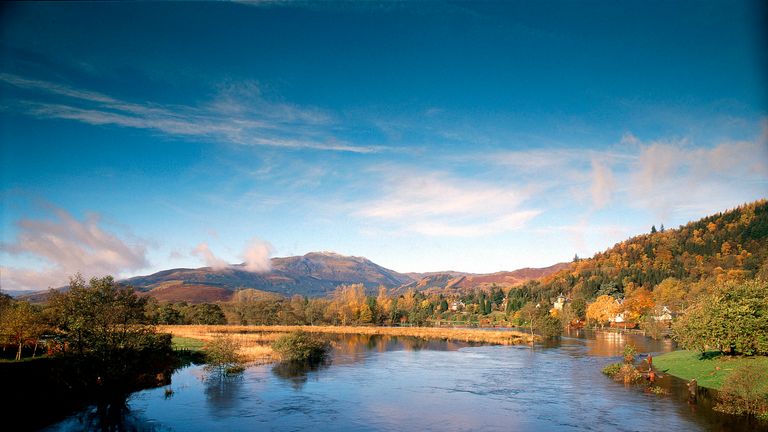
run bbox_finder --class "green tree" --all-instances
[439,299,449,312]
[490,285,504,307]
[478,292,487,315]
[157,303,184,325]
[192,303,227,325]
[672,280,768,355]
[0,300,44,360]
[570,297,587,320]
[46,274,172,384]
[48,275,157,358]
[518,302,562,339]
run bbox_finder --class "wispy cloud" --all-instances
[626,134,768,219]
[0,206,149,291]
[483,125,768,221]
[191,243,229,269]
[0,73,385,153]
[589,158,616,210]
[354,169,540,237]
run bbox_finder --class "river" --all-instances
[46,330,765,431]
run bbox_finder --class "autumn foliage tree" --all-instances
[586,295,618,328]
[620,287,655,321]
[329,284,367,325]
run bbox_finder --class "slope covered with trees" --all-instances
[533,200,768,303]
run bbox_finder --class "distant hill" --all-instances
[122,252,416,301]
[14,252,568,304]
[533,199,768,300]
[115,250,571,302]
[401,263,570,295]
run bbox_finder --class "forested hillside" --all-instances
[531,200,768,302]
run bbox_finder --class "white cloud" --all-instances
[191,243,229,269]
[626,134,768,219]
[355,169,540,237]
[0,207,148,291]
[590,158,616,209]
[0,73,384,154]
[241,237,273,272]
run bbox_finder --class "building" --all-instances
[553,293,567,311]
[653,305,674,322]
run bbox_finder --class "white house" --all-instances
[609,298,626,323]
[553,294,567,311]
[653,305,674,322]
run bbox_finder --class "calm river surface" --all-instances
[48,330,765,431]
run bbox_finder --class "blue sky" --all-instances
[1,1,767,291]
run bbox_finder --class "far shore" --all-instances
[160,325,537,363]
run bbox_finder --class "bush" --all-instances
[623,344,637,364]
[616,364,643,384]
[271,331,330,363]
[602,361,642,384]
[602,362,622,377]
[204,335,244,376]
[715,364,768,417]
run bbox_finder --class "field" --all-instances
[160,325,535,363]
[653,350,768,390]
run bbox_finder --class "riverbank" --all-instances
[653,350,768,390]
[160,325,537,362]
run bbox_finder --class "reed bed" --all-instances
[160,325,280,363]
[160,325,535,363]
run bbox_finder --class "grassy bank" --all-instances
[171,336,205,351]
[653,350,768,390]
[160,325,536,363]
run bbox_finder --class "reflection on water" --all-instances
[47,331,767,432]
[272,360,330,390]
[204,374,245,418]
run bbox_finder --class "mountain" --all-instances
[123,252,416,301]
[532,199,768,300]
[121,252,569,303]
[401,263,571,295]
[14,252,567,304]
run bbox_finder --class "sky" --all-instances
[1,1,767,291]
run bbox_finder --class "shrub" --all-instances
[616,363,643,384]
[204,335,244,376]
[602,362,622,377]
[715,364,768,417]
[623,344,637,364]
[271,331,330,362]
[602,362,642,384]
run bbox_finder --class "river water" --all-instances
[47,330,765,431]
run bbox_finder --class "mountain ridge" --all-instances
[119,252,565,302]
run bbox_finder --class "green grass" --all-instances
[653,350,768,390]
[171,336,205,351]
